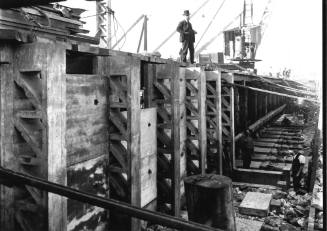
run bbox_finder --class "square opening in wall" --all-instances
[66,51,95,74]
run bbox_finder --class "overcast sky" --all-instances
[62,0,322,82]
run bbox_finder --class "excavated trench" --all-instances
[232,111,320,231]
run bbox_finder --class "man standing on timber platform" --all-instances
[240,129,254,168]
[176,10,197,64]
[292,150,305,193]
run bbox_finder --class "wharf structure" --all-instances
[0,1,321,231]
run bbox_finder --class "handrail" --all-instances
[0,167,221,231]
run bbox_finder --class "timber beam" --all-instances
[0,0,64,9]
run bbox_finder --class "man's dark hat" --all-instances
[183,10,190,16]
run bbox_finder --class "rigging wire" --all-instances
[112,14,127,50]
[195,0,227,49]
[195,12,242,56]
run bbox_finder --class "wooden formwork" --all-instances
[0,42,67,231]
[0,40,161,231]
[148,62,186,217]
[184,67,207,175]
[221,71,235,174]
[205,70,223,174]
[108,53,157,231]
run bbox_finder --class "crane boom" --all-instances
[255,0,273,54]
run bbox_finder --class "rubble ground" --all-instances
[233,184,312,231]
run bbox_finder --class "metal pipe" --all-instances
[0,167,220,231]
[235,104,286,142]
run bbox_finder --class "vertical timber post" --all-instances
[198,70,207,174]
[234,85,240,135]
[205,70,222,174]
[253,91,258,121]
[0,45,14,231]
[264,92,268,115]
[172,63,181,217]
[47,43,67,231]
[243,82,248,128]
[108,54,142,230]
[185,67,207,176]
[221,72,235,173]
[129,57,142,231]
[153,62,185,217]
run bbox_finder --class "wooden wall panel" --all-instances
[65,67,109,230]
[66,74,108,166]
[0,44,15,231]
[140,108,157,208]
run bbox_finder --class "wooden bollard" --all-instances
[184,174,236,231]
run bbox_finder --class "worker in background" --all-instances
[292,150,305,193]
[176,10,197,64]
[240,129,254,168]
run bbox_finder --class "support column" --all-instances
[152,63,185,217]
[109,54,143,230]
[129,58,142,230]
[185,68,207,175]
[198,70,207,174]
[268,87,273,111]
[253,91,258,122]
[47,43,67,231]
[172,64,181,217]
[234,86,240,135]
[244,85,248,128]
[257,91,262,118]
[273,92,277,109]
[264,92,268,115]
[2,42,67,231]
[0,45,14,231]
[205,71,222,174]
[221,72,235,174]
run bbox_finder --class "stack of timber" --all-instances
[0,3,92,42]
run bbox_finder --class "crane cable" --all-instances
[195,0,227,49]
[195,11,242,57]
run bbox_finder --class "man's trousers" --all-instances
[180,40,194,63]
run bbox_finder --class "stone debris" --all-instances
[233,185,312,231]
[236,217,263,231]
[144,225,175,231]
[270,199,281,213]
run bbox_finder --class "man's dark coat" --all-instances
[176,20,195,43]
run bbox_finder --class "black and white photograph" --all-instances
[0,0,323,230]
